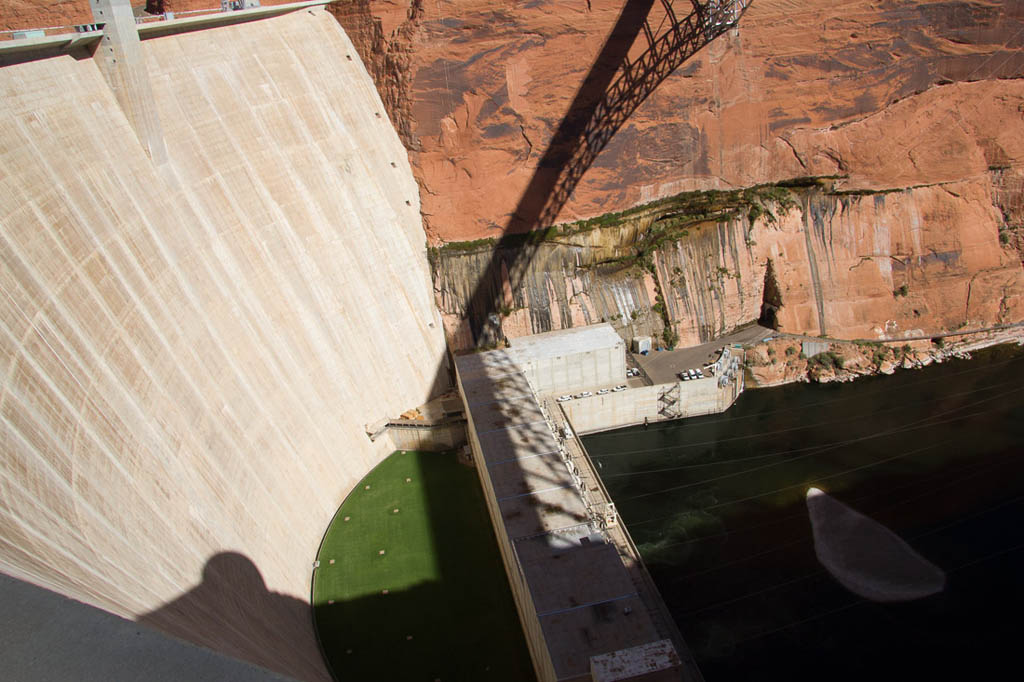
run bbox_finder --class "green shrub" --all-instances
[748,204,763,223]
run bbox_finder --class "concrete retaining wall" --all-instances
[561,377,739,434]
[384,421,467,452]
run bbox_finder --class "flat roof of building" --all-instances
[509,323,624,363]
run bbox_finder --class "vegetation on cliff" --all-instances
[429,172,1024,353]
[429,176,836,264]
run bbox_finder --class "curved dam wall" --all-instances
[0,7,446,680]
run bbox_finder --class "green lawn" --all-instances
[312,450,534,681]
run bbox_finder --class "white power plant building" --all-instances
[509,323,626,396]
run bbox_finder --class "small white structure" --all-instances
[632,336,652,354]
[509,323,626,396]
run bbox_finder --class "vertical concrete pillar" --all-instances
[91,0,167,164]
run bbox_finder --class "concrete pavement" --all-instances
[633,324,772,384]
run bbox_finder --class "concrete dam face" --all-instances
[0,7,447,679]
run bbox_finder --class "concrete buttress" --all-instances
[91,0,168,164]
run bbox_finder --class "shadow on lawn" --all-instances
[312,451,535,682]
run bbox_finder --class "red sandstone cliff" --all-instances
[344,0,1024,347]
[0,1,93,31]
[349,0,1024,242]
[0,2,297,34]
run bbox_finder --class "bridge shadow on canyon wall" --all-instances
[454,0,750,350]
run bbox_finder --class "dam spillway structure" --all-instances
[0,2,447,679]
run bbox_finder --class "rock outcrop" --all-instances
[745,329,1023,386]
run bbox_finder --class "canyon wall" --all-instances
[0,1,92,32]
[346,0,1024,346]
[352,0,1024,239]
[0,1,301,34]
[0,8,446,679]
[434,159,1024,349]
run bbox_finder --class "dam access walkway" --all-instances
[456,340,701,682]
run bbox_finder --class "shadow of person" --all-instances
[139,552,329,682]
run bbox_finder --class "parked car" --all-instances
[597,388,610,395]
[556,395,572,402]
[613,385,627,392]
[580,391,593,398]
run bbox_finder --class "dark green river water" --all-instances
[583,343,1024,681]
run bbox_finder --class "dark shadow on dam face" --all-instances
[0,567,292,682]
[138,552,324,681]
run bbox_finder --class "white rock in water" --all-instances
[806,487,945,602]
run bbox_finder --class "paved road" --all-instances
[774,321,1024,345]
[629,321,1024,387]
[633,324,772,384]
